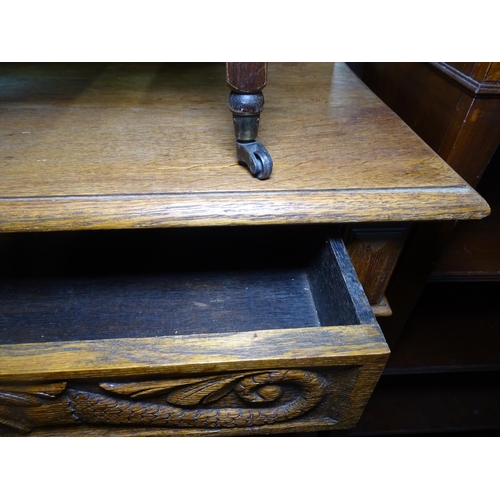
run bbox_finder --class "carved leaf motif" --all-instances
[0,382,67,407]
[0,391,41,407]
[100,375,234,400]
[0,370,330,433]
[165,374,242,406]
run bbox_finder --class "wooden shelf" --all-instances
[0,63,488,232]
[385,282,500,374]
[431,146,500,281]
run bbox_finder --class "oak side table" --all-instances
[0,63,489,436]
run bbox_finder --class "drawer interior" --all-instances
[0,225,374,345]
[0,225,388,436]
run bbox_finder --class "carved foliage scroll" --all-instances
[0,370,329,434]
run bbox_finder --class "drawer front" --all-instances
[0,229,389,436]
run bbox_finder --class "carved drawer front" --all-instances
[0,227,389,436]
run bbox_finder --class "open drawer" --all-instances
[0,226,389,436]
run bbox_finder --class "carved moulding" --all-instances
[0,368,355,435]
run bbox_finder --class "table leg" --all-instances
[226,63,273,179]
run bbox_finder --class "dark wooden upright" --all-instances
[226,62,268,93]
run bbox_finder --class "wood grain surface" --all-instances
[359,62,499,348]
[0,270,321,344]
[0,63,489,232]
[0,224,390,437]
[430,62,500,96]
[226,63,267,92]
[0,363,387,436]
[0,235,388,382]
[0,324,388,382]
[344,225,409,304]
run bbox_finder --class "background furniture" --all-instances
[342,62,500,435]
[0,63,488,436]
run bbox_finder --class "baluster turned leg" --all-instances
[226,63,273,180]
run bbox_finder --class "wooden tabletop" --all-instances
[0,63,489,232]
